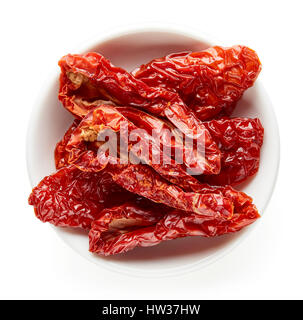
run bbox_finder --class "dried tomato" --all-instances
[28,165,137,229]
[54,119,80,169]
[133,46,261,120]
[89,188,259,255]
[200,117,264,186]
[106,163,234,220]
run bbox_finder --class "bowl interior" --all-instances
[27,30,279,277]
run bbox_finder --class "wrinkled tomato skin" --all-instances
[28,165,137,230]
[200,117,264,186]
[89,191,259,256]
[133,46,261,120]
[54,120,80,169]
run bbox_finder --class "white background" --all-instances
[0,0,302,299]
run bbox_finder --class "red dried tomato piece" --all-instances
[28,165,137,229]
[133,46,261,120]
[200,117,264,186]
[54,119,80,169]
[89,188,259,255]
[106,164,233,220]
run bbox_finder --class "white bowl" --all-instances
[26,26,280,277]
